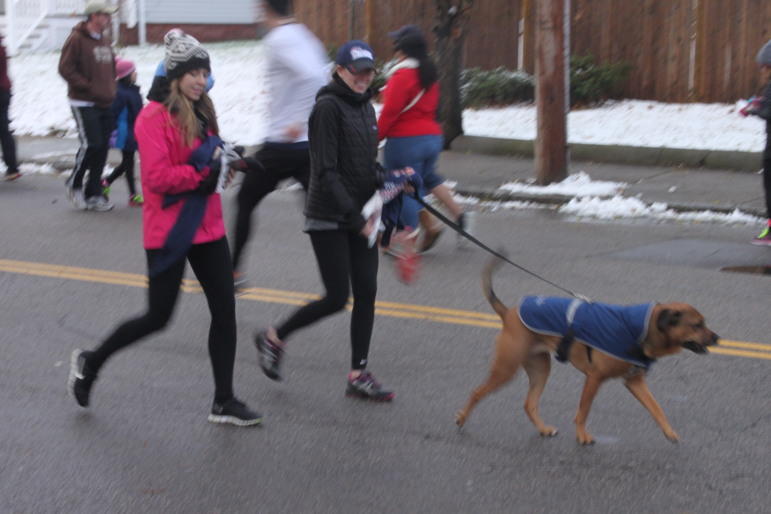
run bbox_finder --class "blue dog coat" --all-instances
[518,296,656,368]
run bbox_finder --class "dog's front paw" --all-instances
[455,411,467,427]
[576,431,595,445]
[538,426,558,437]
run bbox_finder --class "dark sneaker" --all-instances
[208,398,262,427]
[68,349,97,407]
[751,226,771,246]
[255,329,284,381]
[418,210,444,253]
[346,371,394,402]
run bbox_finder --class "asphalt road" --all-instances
[1,174,768,513]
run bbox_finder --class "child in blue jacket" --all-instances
[104,58,143,206]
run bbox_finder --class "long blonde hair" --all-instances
[164,79,219,147]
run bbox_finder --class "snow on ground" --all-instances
[7,40,766,225]
[498,171,627,197]
[462,100,766,153]
[10,40,766,151]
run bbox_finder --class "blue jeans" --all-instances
[383,134,444,230]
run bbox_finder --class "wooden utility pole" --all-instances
[434,0,474,148]
[535,0,570,185]
[365,0,374,43]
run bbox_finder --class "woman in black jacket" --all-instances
[255,40,393,401]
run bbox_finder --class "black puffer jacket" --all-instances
[304,74,379,233]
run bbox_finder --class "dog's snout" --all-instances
[709,332,720,346]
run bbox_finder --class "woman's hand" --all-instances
[222,167,237,190]
[187,135,224,172]
[283,122,302,141]
[360,214,377,238]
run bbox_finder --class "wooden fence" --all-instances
[294,0,771,103]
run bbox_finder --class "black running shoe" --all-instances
[346,371,395,402]
[68,349,97,407]
[255,329,284,381]
[208,398,262,427]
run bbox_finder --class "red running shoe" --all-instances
[391,230,420,285]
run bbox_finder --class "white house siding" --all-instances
[144,0,257,24]
[3,0,261,54]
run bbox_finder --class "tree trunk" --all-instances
[434,1,473,149]
[535,0,570,185]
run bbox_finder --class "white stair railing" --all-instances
[6,0,87,55]
[7,0,49,55]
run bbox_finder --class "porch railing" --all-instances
[5,0,85,55]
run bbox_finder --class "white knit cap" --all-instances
[164,30,210,81]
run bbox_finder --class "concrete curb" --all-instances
[452,184,766,218]
[24,136,764,218]
[450,135,763,172]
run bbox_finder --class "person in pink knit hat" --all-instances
[102,57,144,206]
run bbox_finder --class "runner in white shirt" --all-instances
[231,0,329,285]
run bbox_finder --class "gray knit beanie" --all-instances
[164,30,210,81]
[756,40,771,66]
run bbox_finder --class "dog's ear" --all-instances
[656,309,682,332]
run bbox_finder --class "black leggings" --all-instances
[88,237,237,403]
[106,150,137,196]
[0,90,17,175]
[231,144,310,272]
[276,230,378,370]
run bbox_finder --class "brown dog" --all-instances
[456,257,719,444]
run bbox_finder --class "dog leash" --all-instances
[412,194,593,302]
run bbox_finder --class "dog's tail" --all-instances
[482,254,509,320]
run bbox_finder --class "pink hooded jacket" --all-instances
[134,101,225,249]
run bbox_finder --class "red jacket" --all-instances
[134,102,225,249]
[377,65,442,140]
[0,39,11,91]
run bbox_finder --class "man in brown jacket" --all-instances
[58,1,117,211]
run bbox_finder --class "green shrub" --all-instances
[324,48,630,108]
[570,54,632,106]
[455,55,631,108]
[371,61,388,94]
[461,67,535,107]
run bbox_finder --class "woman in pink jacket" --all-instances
[67,31,261,427]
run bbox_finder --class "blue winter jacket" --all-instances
[110,82,143,152]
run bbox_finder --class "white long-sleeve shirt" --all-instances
[264,23,330,144]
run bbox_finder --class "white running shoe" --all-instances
[67,187,87,210]
[86,195,114,212]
